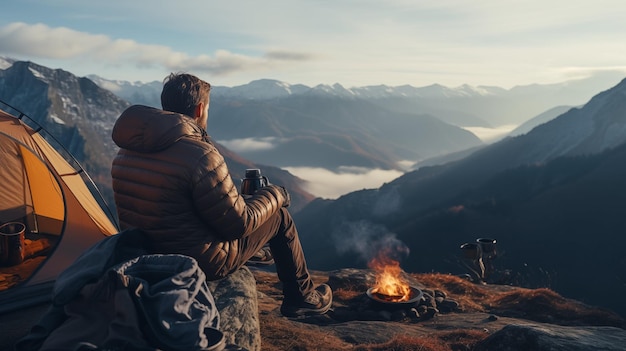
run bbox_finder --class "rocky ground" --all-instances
[2,266,625,351]
[250,267,626,351]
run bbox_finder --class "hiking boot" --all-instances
[280,284,333,317]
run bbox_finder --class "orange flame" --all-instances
[368,249,410,301]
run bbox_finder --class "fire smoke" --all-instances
[331,219,410,265]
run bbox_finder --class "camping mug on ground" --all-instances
[240,168,269,195]
[0,222,25,266]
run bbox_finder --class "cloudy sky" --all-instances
[2,0,626,89]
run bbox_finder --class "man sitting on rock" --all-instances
[110,72,332,318]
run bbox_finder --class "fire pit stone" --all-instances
[326,268,462,323]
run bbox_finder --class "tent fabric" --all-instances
[31,132,118,235]
[0,108,119,289]
[20,143,65,233]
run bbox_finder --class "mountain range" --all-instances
[89,75,486,170]
[89,71,624,128]
[89,69,625,171]
[0,60,315,212]
[2,57,626,319]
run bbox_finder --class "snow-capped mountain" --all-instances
[88,70,625,128]
[0,61,129,166]
[0,57,14,70]
[86,74,163,107]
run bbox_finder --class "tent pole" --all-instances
[20,150,39,234]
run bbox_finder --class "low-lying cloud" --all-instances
[0,22,314,77]
[217,137,406,199]
[218,137,278,153]
[284,166,404,199]
[463,124,518,143]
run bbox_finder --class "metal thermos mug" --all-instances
[0,222,25,266]
[240,168,269,195]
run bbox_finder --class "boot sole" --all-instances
[280,297,333,318]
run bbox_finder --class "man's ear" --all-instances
[193,102,205,118]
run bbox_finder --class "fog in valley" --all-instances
[219,124,519,199]
[284,166,404,199]
[462,124,519,143]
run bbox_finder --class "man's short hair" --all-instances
[161,73,211,117]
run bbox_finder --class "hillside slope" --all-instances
[295,78,626,317]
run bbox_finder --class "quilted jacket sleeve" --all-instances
[191,142,287,241]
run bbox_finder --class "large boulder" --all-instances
[208,266,261,351]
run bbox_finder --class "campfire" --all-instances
[366,247,422,306]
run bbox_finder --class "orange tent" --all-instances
[0,105,118,314]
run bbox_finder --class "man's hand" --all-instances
[279,186,291,208]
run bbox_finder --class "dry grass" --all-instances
[438,329,491,350]
[254,270,625,350]
[256,270,353,350]
[354,329,487,351]
[259,313,352,351]
[355,334,448,351]
[256,271,493,350]
[489,287,625,327]
[410,273,625,328]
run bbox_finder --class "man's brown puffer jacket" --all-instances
[111,105,288,279]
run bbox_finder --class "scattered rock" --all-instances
[474,323,626,351]
[424,307,439,319]
[434,289,447,299]
[422,288,435,297]
[422,292,437,309]
[438,298,460,313]
[417,305,429,316]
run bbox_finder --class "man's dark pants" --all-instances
[201,208,315,303]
